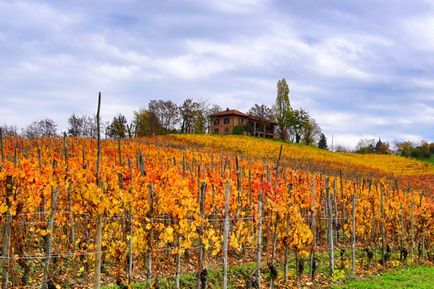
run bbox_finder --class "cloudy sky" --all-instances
[1,0,433,148]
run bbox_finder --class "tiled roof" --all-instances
[210,109,248,117]
[210,108,278,124]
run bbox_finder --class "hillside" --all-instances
[169,134,434,177]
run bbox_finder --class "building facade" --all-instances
[209,109,276,138]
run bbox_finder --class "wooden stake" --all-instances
[223,181,230,289]
[309,180,317,280]
[325,177,334,275]
[380,184,385,266]
[41,161,61,289]
[351,186,356,274]
[256,178,263,287]
[1,176,13,289]
[0,128,4,165]
[197,182,207,289]
[146,184,154,286]
[94,92,103,289]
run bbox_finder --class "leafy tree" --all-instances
[191,102,208,134]
[248,104,274,120]
[148,100,180,132]
[232,125,244,135]
[23,119,57,138]
[133,109,163,136]
[302,117,321,145]
[318,133,328,149]
[274,79,292,140]
[288,108,309,143]
[395,141,414,157]
[107,114,128,139]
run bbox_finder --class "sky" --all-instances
[0,0,433,148]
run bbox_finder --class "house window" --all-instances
[238,118,243,125]
[214,128,219,134]
[213,118,220,125]
[224,118,230,124]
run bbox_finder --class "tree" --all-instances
[395,141,414,157]
[23,119,57,138]
[355,138,376,154]
[148,100,180,132]
[274,79,292,140]
[82,116,97,138]
[302,117,321,145]
[0,124,18,136]
[133,109,163,136]
[288,108,310,143]
[68,113,84,137]
[179,99,204,134]
[248,104,274,120]
[206,104,222,133]
[107,114,127,139]
[318,133,328,149]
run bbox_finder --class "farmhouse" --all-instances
[209,108,277,138]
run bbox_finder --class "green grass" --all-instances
[416,155,434,165]
[333,266,434,289]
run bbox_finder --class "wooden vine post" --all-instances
[271,144,283,279]
[223,181,230,289]
[94,92,103,289]
[197,182,207,289]
[309,180,317,280]
[41,160,61,289]
[325,177,334,275]
[351,185,357,274]
[256,178,263,287]
[127,159,134,285]
[380,184,385,266]
[1,175,13,289]
[0,128,4,165]
[284,184,293,284]
[146,184,154,286]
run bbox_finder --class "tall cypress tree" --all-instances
[318,133,328,149]
[275,79,292,140]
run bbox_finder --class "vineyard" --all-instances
[0,133,433,288]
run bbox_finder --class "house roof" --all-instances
[210,108,278,125]
[209,109,248,117]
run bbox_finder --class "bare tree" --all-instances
[0,124,18,136]
[248,104,274,120]
[148,100,180,132]
[23,119,57,138]
[180,99,203,134]
[107,114,128,139]
[67,113,84,137]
